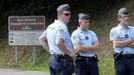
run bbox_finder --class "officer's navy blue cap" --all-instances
[118,7,128,15]
[57,4,70,12]
[78,13,90,20]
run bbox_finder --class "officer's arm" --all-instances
[86,41,100,52]
[127,41,134,47]
[56,38,71,56]
[39,35,49,53]
[113,38,132,47]
[74,41,99,53]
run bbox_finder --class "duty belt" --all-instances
[114,53,134,59]
[51,54,65,62]
[76,56,98,62]
[51,54,73,62]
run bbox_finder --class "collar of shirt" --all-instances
[117,24,131,30]
[77,27,89,33]
[54,19,66,25]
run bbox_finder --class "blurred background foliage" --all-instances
[0,0,134,74]
[0,0,125,39]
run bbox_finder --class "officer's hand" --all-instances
[131,39,134,42]
[69,52,77,59]
[127,39,134,43]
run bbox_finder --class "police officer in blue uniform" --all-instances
[39,4,75,75]
[71,13,100,75]
[110,7,134,75]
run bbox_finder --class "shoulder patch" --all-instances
[59,29,64,34]
[110,32,114,37]
[72,35,76,40]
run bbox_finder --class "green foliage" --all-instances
[18,56,115,75]
[18,51,49,71]
[98,57,115,75]
[0,0,123,39]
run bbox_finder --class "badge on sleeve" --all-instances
[59,29,64,34]
[111,32,114,37]
[73,35,76,40]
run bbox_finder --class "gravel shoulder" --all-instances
[0,69,49,75]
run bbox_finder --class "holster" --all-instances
[114,53,122,60]
[63,55,74,72]
[63,55,73,67]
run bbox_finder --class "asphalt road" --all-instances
[0,69,49,75]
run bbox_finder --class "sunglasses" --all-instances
[83,20,89,23]
[64,13,70,16]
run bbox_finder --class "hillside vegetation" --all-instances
[0,0,134,75]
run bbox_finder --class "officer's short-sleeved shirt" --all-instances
[41,20,73,55]
[71,27,98,57]
[110,24,134,54]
